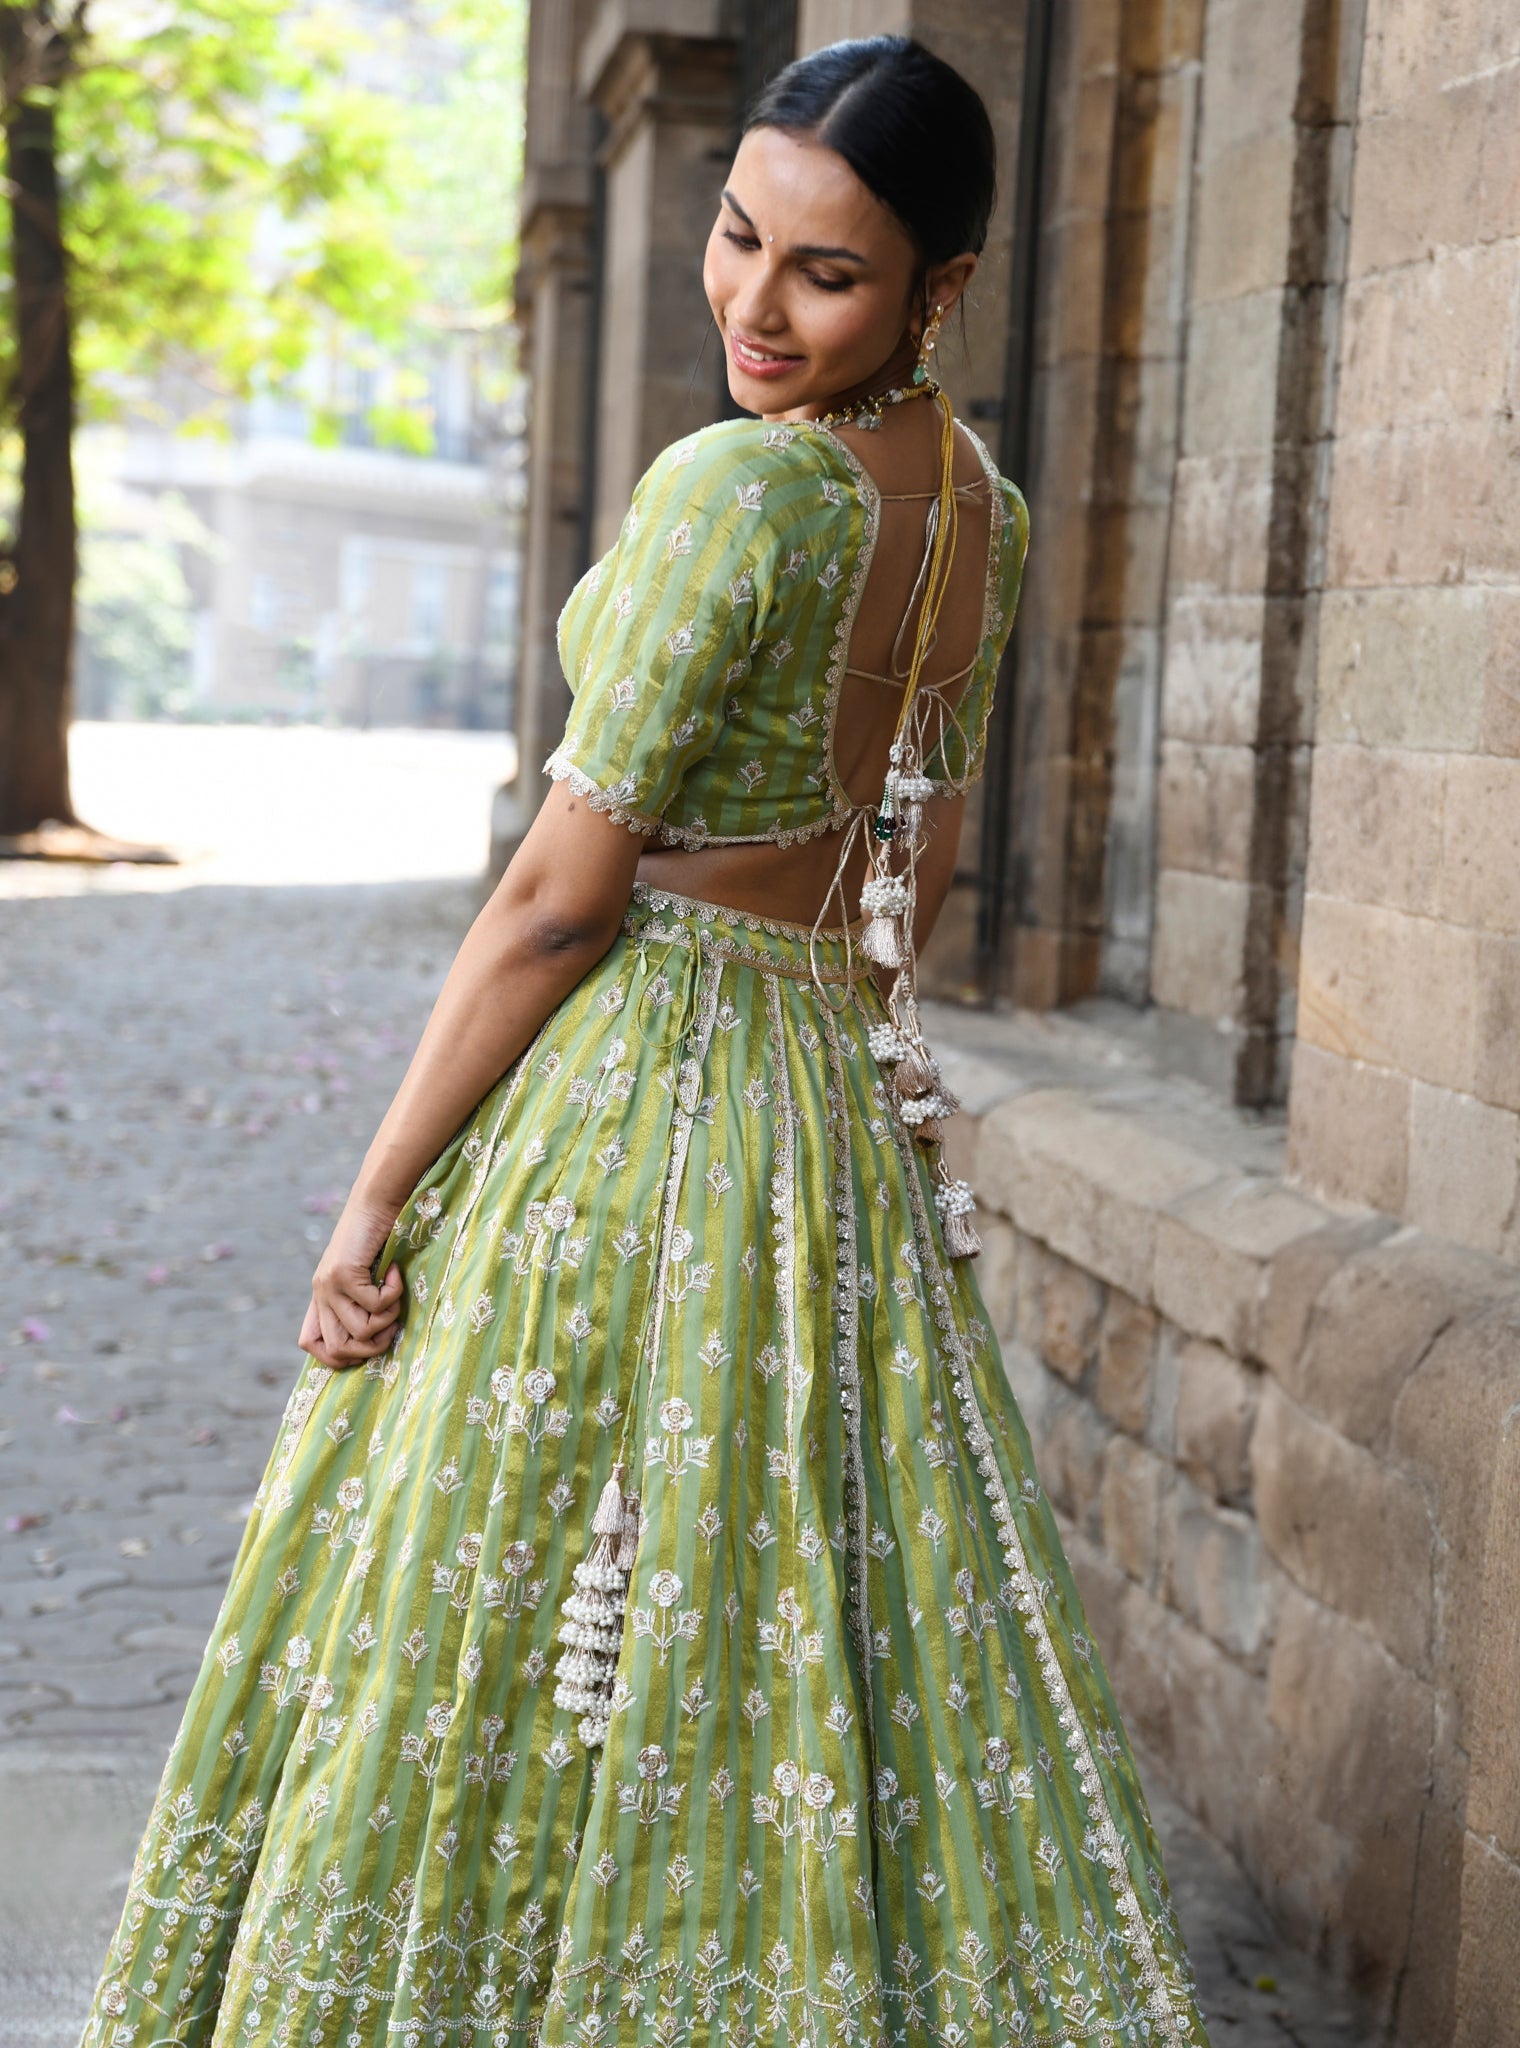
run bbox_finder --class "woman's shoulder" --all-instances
[957,420,1029,542]
[636,415,857,519]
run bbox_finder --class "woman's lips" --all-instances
[729,330,804,379]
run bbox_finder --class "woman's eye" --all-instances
[723,228,759,251]
[805,272,851,294]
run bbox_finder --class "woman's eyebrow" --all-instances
[792,241,868,264]
[720,189,868,266]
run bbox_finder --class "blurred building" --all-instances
[507,4,1520,2042]
[79,350,521,733]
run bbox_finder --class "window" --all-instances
[411,559,449,649]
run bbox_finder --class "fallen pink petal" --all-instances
[20,1317,50,1343]
[144,1263,170,1287]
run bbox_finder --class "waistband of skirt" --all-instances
[621,879,868,986]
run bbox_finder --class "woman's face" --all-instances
[703,127,970,422]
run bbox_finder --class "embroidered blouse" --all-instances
[545,414,1029,849]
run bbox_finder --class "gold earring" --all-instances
[912,303,945,386]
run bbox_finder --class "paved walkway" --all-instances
[0,727,1385,2046]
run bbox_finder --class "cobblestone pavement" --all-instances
[0,729,1386,2046]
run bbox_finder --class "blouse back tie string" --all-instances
[804,387,983,1260]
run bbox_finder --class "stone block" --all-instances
[1345,89,1483,279]
[972,1215,1019,1340]
[1008,1230,1051,1350]
[1340,241,1518,435]
[1168,450,1271,595]
[1197,0,1304,154]
[1191,133,1295,302]
[1277,1224,1505,1450]
[1359,0,1520,120]
[1473,932,1520,1116]
[1265,1583,1434,1982]
[1160,593,1265,746]
[1105,1573,1182,1762]
[1316,585,1486,752]
[1175,1338,1259,1504]
[1099,1434,1169,1589]
[1284,1040,1411,1215]
[1000,1338,1058,1453]
[1303,744,1444,917]
[1038,1388,1109,1540]
[1149,868,1250,1022]
[1146,1322,1183,1460]
[1480,588,1520,758]
[1257,1210,1400,1383]
[1453,1837,1520,2048]
[1164,1483,1273,1661]
[1253,1382,1435,1673]
[1296,893,1479,1096]
[1040,1254,1104,1384]
[1393,1302,1520,1724]
[1155,1174,1326,1356]
[1351,413,1520,592]
[1157,1605,1277,1871]
[1048,69,1118,219]
[1406,1083,1520,1259]
[1294,1220,1515,1449]
[1038,211,1108,367]
[1095,1291,1157,1436]
[1182,290,1287,457]
[977,1088,1222,1302]
[1059,1525,1129,1687]
[1155,740,1254,880]
[1441,754,1520,935]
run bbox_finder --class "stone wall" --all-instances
[1288,0,1520,1238]
[935,1007,1520,2045]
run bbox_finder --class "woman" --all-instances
[81,37,1210,2048]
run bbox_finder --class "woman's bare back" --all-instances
[637,399,997,928]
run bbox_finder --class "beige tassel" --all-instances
[861,913,907,970]
[615,1489,641,1573]
[895,1045,938,1096]
[944,1206,981,1258]
[935,1176,982,1259]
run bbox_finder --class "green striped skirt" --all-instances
[80,879,1210,2048]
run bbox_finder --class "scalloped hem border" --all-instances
[542,748,868,850]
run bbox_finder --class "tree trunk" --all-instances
[0,45,79,836]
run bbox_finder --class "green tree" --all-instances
[0,0,417,850]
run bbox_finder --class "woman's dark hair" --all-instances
[744,37,997,305]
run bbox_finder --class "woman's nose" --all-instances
[729,262,788,334]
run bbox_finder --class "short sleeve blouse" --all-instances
[546,416,1028,848]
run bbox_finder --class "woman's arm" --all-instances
[299,783,644,1369]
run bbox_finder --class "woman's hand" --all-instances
[298,1198,406,1370]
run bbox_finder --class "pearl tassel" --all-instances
[552,1462,640,1749]
[935,1174,982,1258]
[860,867,911,971]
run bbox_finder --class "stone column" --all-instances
[1000,0,1203,1013]
[582,16,739,559]
[1149,0,1362,1104]
[490,0,599,877]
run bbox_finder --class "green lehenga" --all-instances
[81,886,1207,2048]
[80,414,1209,2048]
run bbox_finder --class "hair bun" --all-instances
[745,36,998,270]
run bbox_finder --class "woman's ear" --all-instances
[926,252,979,322]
